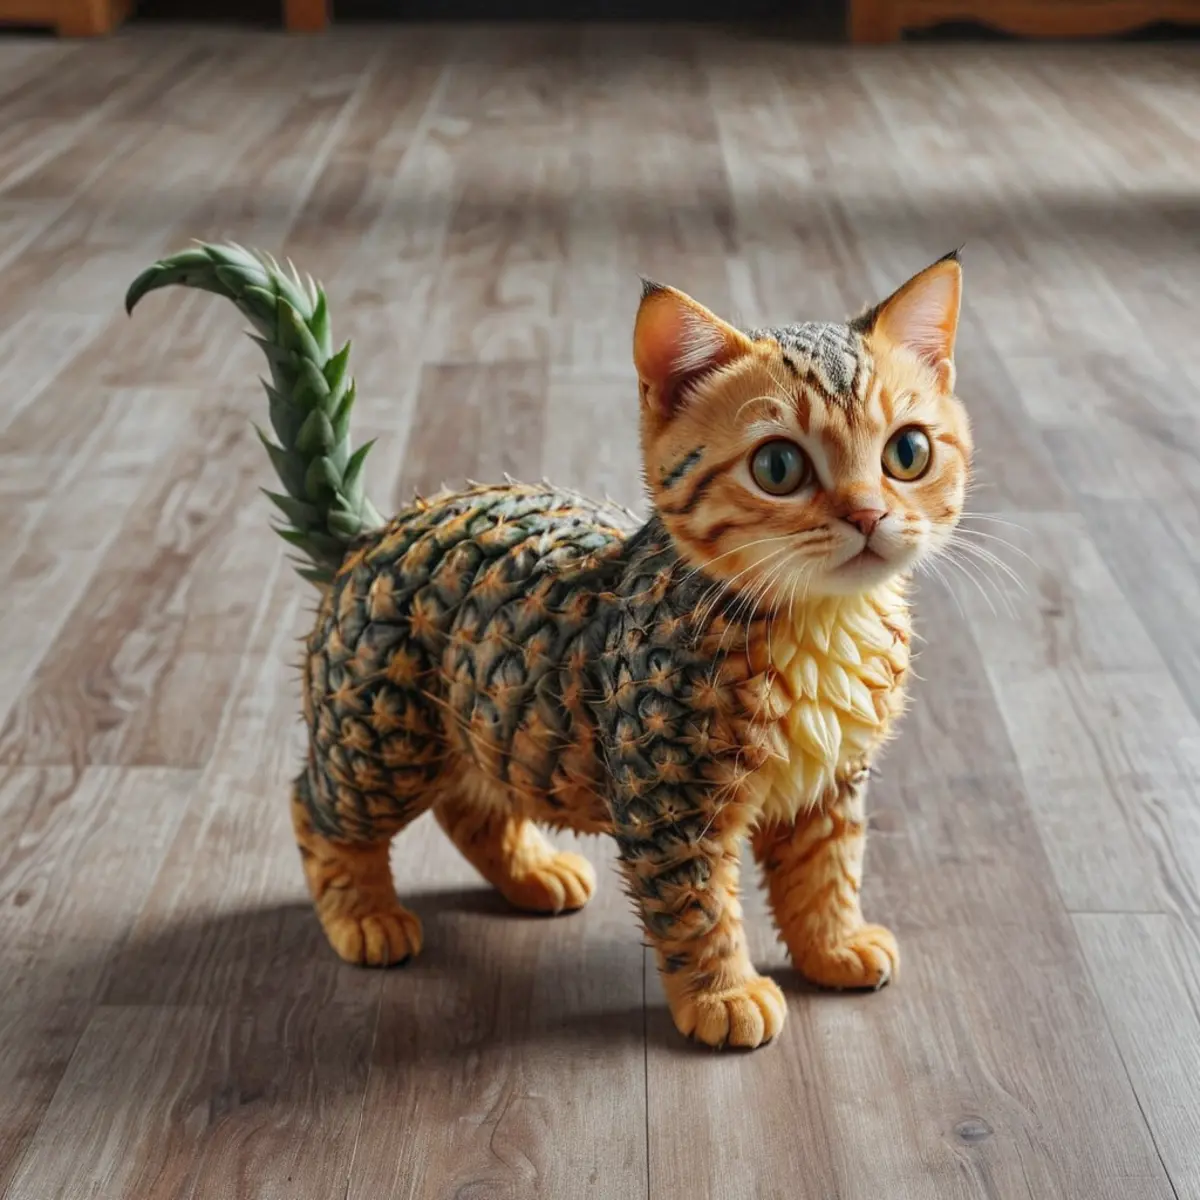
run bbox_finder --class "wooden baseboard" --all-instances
[283,0,327,30]
[848,0,1200,41]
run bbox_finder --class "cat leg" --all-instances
[291,773,425,968]
[753,766,899,990]
[623,828,786,1050]
[434,785,596,915]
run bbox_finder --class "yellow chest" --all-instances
[741,582,912,825]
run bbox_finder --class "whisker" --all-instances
[917,555,968,622]
[951,544,1025,619]
[675,531,797,588]
[952,525,1038,566]
[718,551,795,659]
[940,547,1005,617]
[957,511,1030,533]
[946,537,1029,595]
[694,543,794,630]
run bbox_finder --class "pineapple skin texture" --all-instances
[297,483,637,842]
[295,481,910,1048]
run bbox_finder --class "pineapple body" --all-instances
[298,483,637,843]
[295,480,765,869]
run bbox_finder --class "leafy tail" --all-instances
[125,242,384,587]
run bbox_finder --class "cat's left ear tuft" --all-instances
[859,251,963,391]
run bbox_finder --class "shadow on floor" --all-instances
[80,892,661,1059]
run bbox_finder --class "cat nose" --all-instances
[843,508,887,537]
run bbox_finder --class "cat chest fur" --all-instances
[735,583,912,825]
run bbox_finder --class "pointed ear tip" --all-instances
[937,246,965,272]
[639,276,667,301]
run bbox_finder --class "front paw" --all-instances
[322,904,424,968]
[799,924,899,991]
[669,974,787,1049]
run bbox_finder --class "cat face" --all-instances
[633,254,972,602]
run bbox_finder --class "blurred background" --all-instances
[1,3,1198,1199]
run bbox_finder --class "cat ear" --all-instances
[633,281,754,419]
[861,250,963,390]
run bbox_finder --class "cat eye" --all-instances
[750,439,811,496]
[882,426,932,481]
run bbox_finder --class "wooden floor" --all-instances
[1,21,1199,1200]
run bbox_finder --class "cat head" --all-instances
[633,253,972,601]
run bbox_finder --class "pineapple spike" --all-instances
[124,241,385,590]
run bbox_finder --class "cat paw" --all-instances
[671,975,787,1049]
[799,924,899,991]
[502,851,597,915]
[323,904,424,967]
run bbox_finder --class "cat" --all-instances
[125,245,970,1050]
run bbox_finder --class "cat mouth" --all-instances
[824,545,898,587]
[835,546,887,571]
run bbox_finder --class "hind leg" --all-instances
[434,789,596,915]
[291,781,424,967]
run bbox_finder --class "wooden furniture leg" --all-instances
[848,0,902,41]
[283,0,328,31]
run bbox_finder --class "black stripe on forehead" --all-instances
[747,321,872,406]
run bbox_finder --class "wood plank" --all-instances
[0,767,197,1196]
[1084,500,1200,724]
[958,511,1200,917]
[45,561,384,1200]
[1075,913,1200,1200]
[3,991,376,1200]
[276,29,459,460]
[96,419,413,1009]
[0,33,395,770]
[0,37,203,277]
[419,29,585,367]
[0,389,203,745]
[346,819,648,1200]
[543,370,646,520]
[0,401,270,769]
[846,583,1173,1199]
[565,27,733,376]
[0,311,107,439]
[398,361,549,499]
[50,33,381,395]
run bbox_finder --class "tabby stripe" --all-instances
[936,431,968,460]
[693,515,760,548]
[661,446,706,489]
[793,388,812,433]
[797,368,861,421]
[878,384,896,426]
[657,451,742,516]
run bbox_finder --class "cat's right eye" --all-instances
[750,439,811,496]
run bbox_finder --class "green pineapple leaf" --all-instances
[125,240,386,588]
